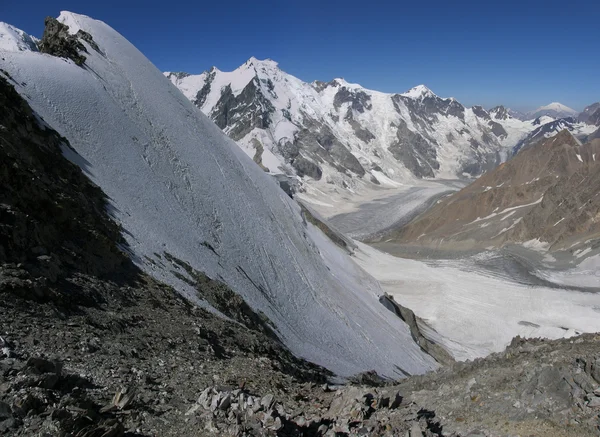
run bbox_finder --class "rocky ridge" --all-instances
[387,130,600,251]
[578,102,600,125]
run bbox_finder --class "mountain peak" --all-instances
[402,84,435,99]
[330,77,363,89]
[544,102,576,112]
[244,57,279,69]
[526,102,578,120]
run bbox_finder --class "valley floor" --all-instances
[299,179,466,240]
[312,181,600,363]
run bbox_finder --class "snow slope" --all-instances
[0,13,438,377]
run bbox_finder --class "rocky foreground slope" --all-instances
[387,130,600,252]
[3,74,600,437]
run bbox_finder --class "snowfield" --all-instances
[0,12,438,377]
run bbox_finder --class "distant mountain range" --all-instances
[166,60,598,200]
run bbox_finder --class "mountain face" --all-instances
[527,102,578,120]
[386,130,600,251]
[489,105,526,121]
[166,60,515,195]
[512,117,597,155]
[0,13,437,377]
[578,102,600,124]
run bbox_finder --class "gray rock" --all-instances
[588,397,600,408]
[0,418,17,433]
[185,403,201,416]
[210,393,221,411]
[197,387,212,408]
[260,393,274,410]
[409,421,423,436]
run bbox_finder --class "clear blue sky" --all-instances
[3,0,599,111]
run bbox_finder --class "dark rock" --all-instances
[387,118,439,178]
[210,80,275,141]
[0,401,12,420]
[39,17,89,66]
[26,356,61,375]
[333,87,373,113]
[0,417,17,433]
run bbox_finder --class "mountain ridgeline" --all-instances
[166,61,598,198]
[166,62,512,190]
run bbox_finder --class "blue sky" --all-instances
[3,0,599,111]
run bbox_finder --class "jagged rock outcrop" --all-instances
[38,17,97,66]
[380,294,455,366]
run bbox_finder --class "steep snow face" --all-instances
[166,60,513,199]
[0,13,438,377]
[0,22,39,52]
[527,102,578,120]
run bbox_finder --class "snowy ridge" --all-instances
[0,22,39,52]
[512,117,597,155]
[166,59,594,206]
[0,12,438,377]
[166,60,521,203]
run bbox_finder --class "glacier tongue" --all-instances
[0,12,437,377]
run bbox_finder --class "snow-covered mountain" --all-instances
[526,102,578,120]
[0,13,438,377]
[165,60,516,198]
[0,22,39,52]
[486,105,595,156]
[512,117,597,155]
